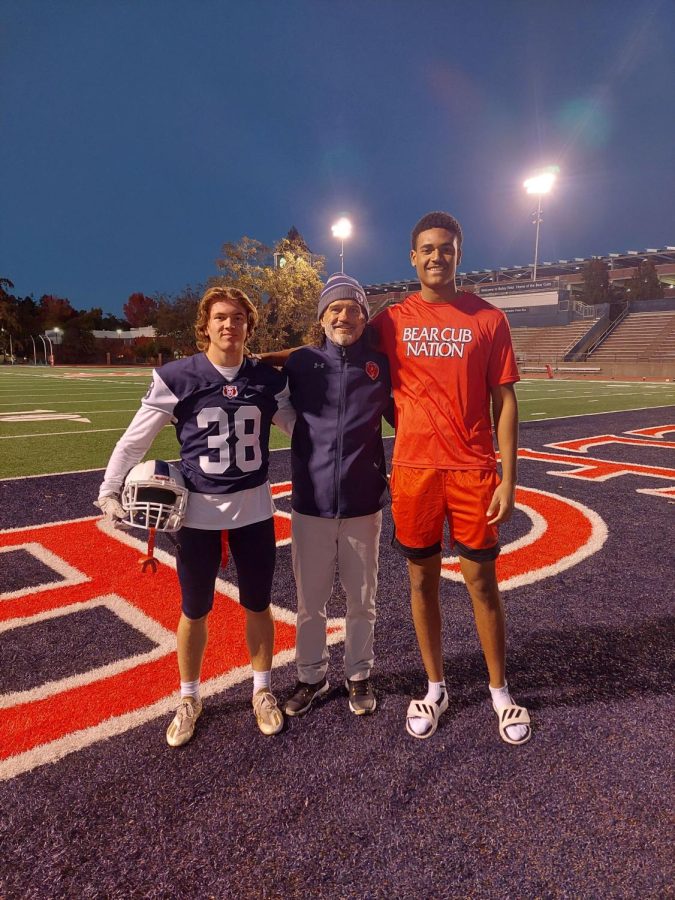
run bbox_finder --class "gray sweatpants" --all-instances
[291,509,382,684]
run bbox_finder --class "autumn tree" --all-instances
[15,296,42,338]
[100,312,127,331]
[39,294,76,328]
[580,259,611,305]
[155,285,203,356]
[626,259,664,301]
[123,292,158,328]
[67,307,98,329]
[60,322,97,363]
[0,278,18,331]
[214,229,325,352]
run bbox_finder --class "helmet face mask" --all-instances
[121,461,188,532]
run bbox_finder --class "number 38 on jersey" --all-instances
[197,406,262,474]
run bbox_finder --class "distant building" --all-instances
[92,327,156,342]
[364,246,675,327]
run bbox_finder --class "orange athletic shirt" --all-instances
[370,291,520,470]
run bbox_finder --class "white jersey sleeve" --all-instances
[271,380,296,437]
[98,405,173,497]
[141,370,180,420]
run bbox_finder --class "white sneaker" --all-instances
[253,689,284,736]
[166,696,203,747]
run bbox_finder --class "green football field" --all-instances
[1,365,674,479]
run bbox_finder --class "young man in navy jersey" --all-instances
[96,286,296,746]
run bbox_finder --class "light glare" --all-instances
[524,172,556,195]
[331,217,352,240]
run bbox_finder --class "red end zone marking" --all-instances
[0,515,302,774]
[518,448,675,484]
[547,434,675,453]
[271,481,292,544]
[624,425,675,439]
[442,487,607,591]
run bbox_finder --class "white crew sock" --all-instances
[490,682,528,742]
[408,680,447,736]
[180,679,200,702]
[253,669,271,696]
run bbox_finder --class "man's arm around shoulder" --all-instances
[256,347,302,367]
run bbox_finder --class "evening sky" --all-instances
[2,0,673,315]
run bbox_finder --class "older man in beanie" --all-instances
[283,273,392,717]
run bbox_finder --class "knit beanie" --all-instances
[317,273,370,322]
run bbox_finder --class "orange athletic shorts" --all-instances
[389,465,500,561]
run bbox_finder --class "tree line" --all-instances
[2,235,665,365]
[0,229,325,364]
[580,257,664,320]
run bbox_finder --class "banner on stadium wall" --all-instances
[478,290,559,310]
[476,280,560,310]
[478,279,558,295]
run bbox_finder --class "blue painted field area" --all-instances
[0,371,673,897]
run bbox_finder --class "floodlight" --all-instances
[331,217,352,240]
[524,172,556,194]
[331,217,353,273]
[524,167,559,281]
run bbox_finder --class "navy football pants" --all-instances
[176,518,276,618]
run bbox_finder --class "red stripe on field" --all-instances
[0,520,297,759]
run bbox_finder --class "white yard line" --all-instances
[0,394,146,403]
[0,409,140,417]
[519,403,675,424]
[0,370,148,377]
[0,439,302,482]
[0,379,149,386]
[0,426,131,440]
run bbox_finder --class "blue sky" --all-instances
[2,0,673,316]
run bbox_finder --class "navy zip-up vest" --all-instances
[284,336,392,518]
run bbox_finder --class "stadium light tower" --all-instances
[53,326,62,364]
[331,217,352,274]
[524,167,558,282]
[0,327,13,364]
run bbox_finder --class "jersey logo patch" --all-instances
[223,385,239,399]
[365,361,379,381]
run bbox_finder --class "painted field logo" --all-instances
[2,419,670,781]
[442,487,608,589]
[0,482,340,781]
[0,409,91,424]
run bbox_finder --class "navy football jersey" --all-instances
[142,353,290,495]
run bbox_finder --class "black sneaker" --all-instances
[345,678,376,715]
[284,678,329,717]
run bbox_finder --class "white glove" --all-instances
[94,494,127,526]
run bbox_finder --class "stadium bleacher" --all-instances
[510,319,598,364]
[588,311,675,362]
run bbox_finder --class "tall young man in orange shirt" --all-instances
[370,211,531,744]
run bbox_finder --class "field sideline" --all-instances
[1,365,674,479]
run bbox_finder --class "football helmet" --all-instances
[121,460,188,532]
